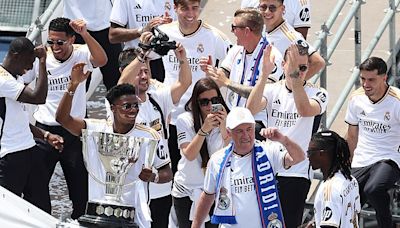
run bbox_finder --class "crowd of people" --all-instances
[0,0,399,228]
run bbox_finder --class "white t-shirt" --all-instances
[63,0,113,31]
[159,21,231,124]
[314,172,360,228]
[23,45,93,126]
[220,38,283,125]
[136,87,174,199]
[0,66,36,157]
[240,0,312,29]
[172,111,225,198]
[266,21,316,58]
[203,140,286,228]
[263,80,329,178]
[110,0,176,49]
[345,86,400,168]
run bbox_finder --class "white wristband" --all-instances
[153,172,159,183]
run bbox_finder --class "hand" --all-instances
[259,127,286,143]
[286,44,301,78]
[34,45,47,61]
[174,42,187,62]
[202,113,220,133]
[261,45,275,78]
[70,63,91,85]
[143,17,165,32]
[199,55,212,73]
[47,133,64,152]
[69,19,88,36]
[161,11,173,24]
[139,31,154,46]
[139,167,154,182]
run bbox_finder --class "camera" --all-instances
[139,27,177,56]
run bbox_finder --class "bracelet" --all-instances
[197,131,207,137]
[200,128,210,136]
[153,172,159,183]
[65,89,75,96]
[44,131,50,142]
[137,53,147,63]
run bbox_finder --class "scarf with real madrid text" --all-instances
[211,141,286,227]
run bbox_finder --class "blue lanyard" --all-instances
[236,37,269,106]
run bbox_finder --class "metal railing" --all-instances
[0,0,52,32]
[310,0,400,129]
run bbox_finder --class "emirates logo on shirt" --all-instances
[197,44,204,53]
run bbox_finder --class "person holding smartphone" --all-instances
[173,78,230,228]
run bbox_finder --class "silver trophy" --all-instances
[78,129,159,228]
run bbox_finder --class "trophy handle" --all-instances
[144,138,159,169]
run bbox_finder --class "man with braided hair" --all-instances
[306,130,360,228]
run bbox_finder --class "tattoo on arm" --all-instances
[227,81,253,98]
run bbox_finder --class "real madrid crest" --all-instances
[267,212,283,228]
[164,1,171,11]
[384,111,391,121]
[197,43,204,53]
[217,187,231,210]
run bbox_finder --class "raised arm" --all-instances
[17,46,48,104]
[69,19,107,67]
[260,127,305,168]
[287,45,322,117]
[346,124,359,162]
[246,45,274,115]
[55,63,90,136]
[170,42,191,105]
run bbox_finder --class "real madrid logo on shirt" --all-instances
[164,1,171,11]
[217,186,231,210]
[384,111,391,121]
[267,212,283,228]
[197,43,204,53]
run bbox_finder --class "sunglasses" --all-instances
[306,149,324,157]
[47,39,68,46]
[231,24,247,32]
[198,96,221,106]
[299,64,308,72]
[258,4,279,13]
[114,102,139,111]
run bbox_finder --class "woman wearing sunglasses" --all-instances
[172,78,230,228]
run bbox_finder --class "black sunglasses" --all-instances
[231,24,247,32]
[114,103,139,111]
[258,4,279,13]
[299,64,308,72]
[306,149,324,157]
[47,39,68,46]
[198,97,221,106]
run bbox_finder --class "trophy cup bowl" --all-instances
[78,130,158,228]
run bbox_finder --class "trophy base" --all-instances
[78,201,139,228]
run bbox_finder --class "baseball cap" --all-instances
[226,107,255,130]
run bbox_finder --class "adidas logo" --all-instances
[134,4,142,9]
[273,99,281,105]
[360,110,366,116]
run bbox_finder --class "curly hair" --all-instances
[106,83,136,105]
[49,17,75,36]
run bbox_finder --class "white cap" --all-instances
[226,107,255,130]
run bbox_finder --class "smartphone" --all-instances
[211,103,223,113]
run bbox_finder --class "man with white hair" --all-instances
[191,107,305,228]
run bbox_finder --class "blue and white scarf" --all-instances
[211,142,285,227]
